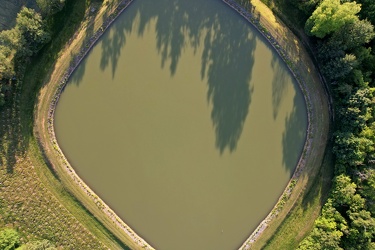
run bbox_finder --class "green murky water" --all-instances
[54,0,307,249]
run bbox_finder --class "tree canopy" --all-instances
[299,0,375,248]
[305,0,361,38]
[36,0,65,17]
[0,7,51,108]
[15,7,50,57]
[0,229,20,250]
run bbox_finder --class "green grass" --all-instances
[261,146,333,249]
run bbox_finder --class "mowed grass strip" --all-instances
[1,0,131,249]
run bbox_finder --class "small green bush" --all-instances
[0,228,20,250]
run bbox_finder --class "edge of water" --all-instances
[43,0,329,249]
[222,0,331,249]
[221,0,312,249]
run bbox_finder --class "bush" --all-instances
[0,228,20,250]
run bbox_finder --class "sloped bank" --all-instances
[34,0,331,249]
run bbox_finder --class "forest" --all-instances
[288,0,375,249]
[0,0,65,107]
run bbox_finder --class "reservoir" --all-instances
[54,0,308,249]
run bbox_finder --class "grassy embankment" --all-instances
[0,0,143,249]
[230,0,334,249]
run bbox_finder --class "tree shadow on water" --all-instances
[99,0,257,154]
[68,55,87,86]
[154,2,187,76]
[282,93,307,175]
[200,11,256,154]
[99,2,141,79]
[271,53,290,120]
[99,16,128,78]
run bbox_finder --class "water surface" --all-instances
[55,0,307,249]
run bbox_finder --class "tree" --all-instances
[36,0,65,17]
[0,46,14,80]
[292,0,320,17]
[0,86,4,107]
[357,0,375,24]
[337,88,374,133]
[298,199,346,250]
[331,19,375,50]
[321,53,357,81]
[331,174,357,207]
[15,7,50,56]
[0,29,21,51]
[305,0,361,38]
[333,132,366,167]
[0,229,20,250]
[343,210,375,248]
[0,27,20,81]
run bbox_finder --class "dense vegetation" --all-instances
[284,0,375,248]
[0,228,56,250]
[0,0,65,108]
[0,10,44,106]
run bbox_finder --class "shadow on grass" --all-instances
[0,0,45,173]
[0,92,29,174]
[300,143,334,210]
[261,147,333,249]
